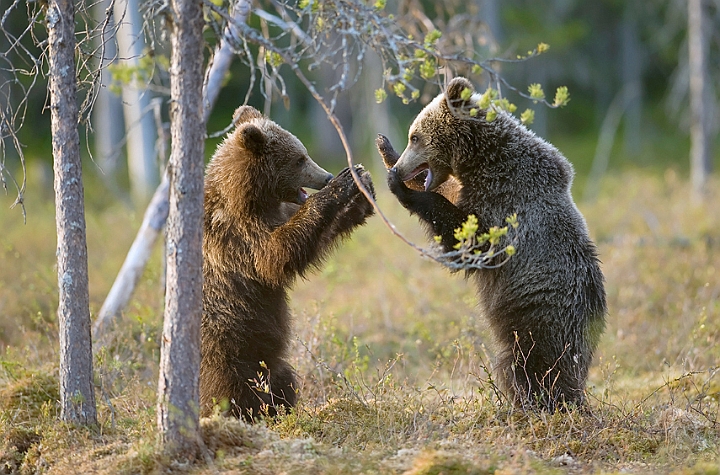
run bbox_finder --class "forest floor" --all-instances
[1,168,719,474]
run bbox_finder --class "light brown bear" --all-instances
[202,105,374,420]
[377,77,606,411]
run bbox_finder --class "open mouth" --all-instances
[402,163,434,191]
[296,188,309,204]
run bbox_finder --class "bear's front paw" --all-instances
[376,134,400,169]
[347,168,375,220]
[356,167,376,202]
[387,167,412,200]
[326,165,370,202]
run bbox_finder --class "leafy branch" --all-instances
[429,214,520,271]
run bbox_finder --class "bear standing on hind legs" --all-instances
[202,105,374,420]
[378,77,606,411]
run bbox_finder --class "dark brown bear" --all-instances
[201,105,374,420]
[377,77,606,411]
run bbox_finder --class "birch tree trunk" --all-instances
[115,0,159,203]
[688,0,711,201]
[47,0,97,425]
[156,0,205,457]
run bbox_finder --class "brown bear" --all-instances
[377,77,606,411]
[201,105,374,420]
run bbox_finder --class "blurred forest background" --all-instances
[1,0,718,207]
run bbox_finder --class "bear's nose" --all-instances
[325,173,333,184]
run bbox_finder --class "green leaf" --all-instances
[477,87,497,109]
[528,83,545,102]
[420,58,436,79]
[494,98,517,113]
[553,86,570,107]
[375,88,387,104]
[520,109,535,125]
[424,29,442,48]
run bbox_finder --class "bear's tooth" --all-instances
[424,169,434,192]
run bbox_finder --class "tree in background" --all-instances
[46,0,97,425]
[688,0,712,200]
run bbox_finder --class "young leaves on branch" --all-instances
[430,214,519,271]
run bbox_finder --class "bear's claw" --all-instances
[376,134,400,169]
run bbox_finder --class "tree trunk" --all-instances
[47,0,97,425]
[93,0,125,183]
[621,7,642,156]
[115,0,159,203]
[156,0,205,458]
[688,0,711,201]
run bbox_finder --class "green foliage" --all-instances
[419,57,436,80]
[520,108,535,125]
[423,30,442,49]
[553,86,571,107]
[264,51,284,68]
[374,88,387,103]
[107,50,167,94]
[528,83,545,102]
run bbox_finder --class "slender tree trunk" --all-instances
[47,0,97,425]
[621,7,642,156]
[115,0,159,203]
[688,0,711,201]
[156,0,205,458]
[93,0,125,182]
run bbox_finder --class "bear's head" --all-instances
[392,77,479,192]
[209,106,333,207]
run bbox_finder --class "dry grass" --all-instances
[1,167,719,474]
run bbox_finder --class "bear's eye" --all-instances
[410,135,419,144]
[296,156,305,166]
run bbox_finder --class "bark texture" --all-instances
[47,0,97,425]
[156,0,205,459]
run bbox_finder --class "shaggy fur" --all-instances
[202,105,374,420]
[378,77,606,411]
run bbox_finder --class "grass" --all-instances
[1,165,720,474]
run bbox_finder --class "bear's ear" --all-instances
[239,124,266,154]
[445,76,474,108]
[233,105,263,126]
